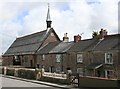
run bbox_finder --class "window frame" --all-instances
[56,54,62,63]
[105,53,113,64]
[77,68,84,75]
[42,54,45,61]
[56,67,61,73]
[105,70,113,78]
[77,54,83,63]
[14,55,20,62]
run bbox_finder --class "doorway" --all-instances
[30,60,33,67]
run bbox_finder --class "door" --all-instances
[30,60,33,67]
[49,66,54,73]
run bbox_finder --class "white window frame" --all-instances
[14,55,20,62]
[14,55,18,60]
[56,54,61,63]
[105,53,113,64]
[105,70,113,78]
[77,54,83,63]
[77,68,83,75]
[42,55,45,60]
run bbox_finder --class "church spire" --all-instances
[46,3,52,28]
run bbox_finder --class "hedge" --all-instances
[18,69,36,80]
[39,76,68,85]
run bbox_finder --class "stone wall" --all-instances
[2,56,13,66]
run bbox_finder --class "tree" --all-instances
[92,31,99,38]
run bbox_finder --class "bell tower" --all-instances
[46,3,52,28]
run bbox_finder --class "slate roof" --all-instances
[4,28,60,55]
[69,34,120,52]
[4,29,119,56]
[85,34,120,51]
[86,63,103,69]
[68,38,98,52]
[49,42,74,54]
[36,41,60,54]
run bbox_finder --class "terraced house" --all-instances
[2,5,120,80]
[68,31,120,79]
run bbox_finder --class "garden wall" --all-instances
[78,76,119,88]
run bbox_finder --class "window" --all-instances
[56,54,61,63]
[105,53,113,64]
[14,55,20,62]
[77,54,83,63]
[14,56,18,60]
[42,55,45,60]
[37,64,40,68]
[77,68,83,75]
[13,55,21,65]
[56,67,61,73]
[50,32,54,36]
[105,70,113,78]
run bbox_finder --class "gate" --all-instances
[70,74,79,87]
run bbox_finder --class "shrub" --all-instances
[6,68,14,76]
[0,67,3,74]
[18,69,35,80]
[39,76,68,85]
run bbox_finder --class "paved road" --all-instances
[2,77,61,89]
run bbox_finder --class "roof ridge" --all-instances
[17,30,47,39]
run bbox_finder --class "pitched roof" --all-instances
[36,41,60,54]
[85,34,120,51]
[86,63,103,69]
[69,34,120,52]
[69,38,98,52]
[50,42,74,54]
[4,28,60,55]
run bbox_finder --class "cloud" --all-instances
[0,0,119,54]
[89,0,118,34]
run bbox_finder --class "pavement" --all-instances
[2,75,79,89]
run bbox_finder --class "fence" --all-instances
[43,72,67,79]
[1,66,69,84]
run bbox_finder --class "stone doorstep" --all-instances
[2,75,73,89]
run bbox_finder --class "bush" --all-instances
[40,76,68,85]
[0,67,3,74]
[6,68,14,76]
[18,69,36,80]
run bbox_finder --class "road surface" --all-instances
[2,77,61,89]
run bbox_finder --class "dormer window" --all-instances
[105,53,113,64]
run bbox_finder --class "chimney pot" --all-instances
[74,34,81,42]
[99,28,108,39]
[63,33,69,42]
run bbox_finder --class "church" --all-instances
[2,5,61,67]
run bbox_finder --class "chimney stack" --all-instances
[63,33,69,42]
[74,34,81,42]
[99,28,107,39]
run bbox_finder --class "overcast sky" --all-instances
[0,0,119,54]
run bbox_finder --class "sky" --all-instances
[0,0,119,54]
